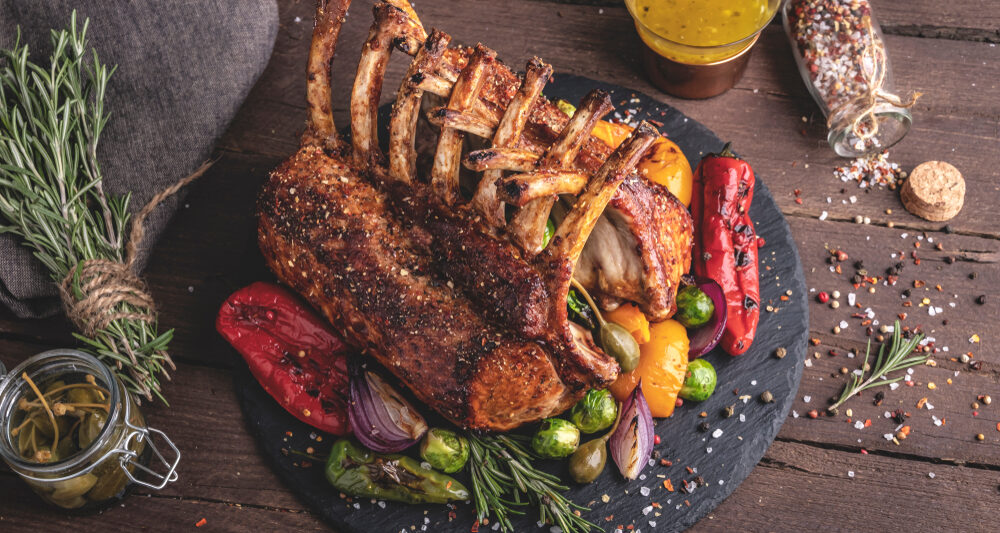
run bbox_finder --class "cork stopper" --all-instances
[900,161,965,222]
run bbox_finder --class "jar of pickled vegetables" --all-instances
[783,0,918,156]
[625,0,784,99]
[0,349,180,510]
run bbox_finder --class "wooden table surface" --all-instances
[2,0,998,531]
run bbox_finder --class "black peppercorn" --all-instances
[943,225,954,234]
[944,256,955,264]
[698,421,710,432]
[902,289,911,298]
[969,272,978,280]
[722,405,735,418]
[976,295,986,305]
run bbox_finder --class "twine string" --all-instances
[828,16,922,141]
[58,160,215,354]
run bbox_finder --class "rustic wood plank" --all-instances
[0,475,327,532]
[691,439,1000,532]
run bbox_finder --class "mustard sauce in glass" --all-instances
[626,0,783,98]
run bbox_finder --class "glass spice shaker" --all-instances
[0,349,180,510]
[782,0,919,157]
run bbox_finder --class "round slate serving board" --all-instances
[233,75,808,533]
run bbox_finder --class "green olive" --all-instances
[600,322,640,372]
[674,286,715,328]
[679,358,717,402]
[568,438,607,483]
[78,411,106,450]
[568,389,618,434]
[531,418,580,458]
[49,473,98,502]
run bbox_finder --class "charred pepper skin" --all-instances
[325,439,470,504]
[691,144,760,355]
[216,282,351,435]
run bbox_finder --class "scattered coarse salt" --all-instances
[790,411,798,419]
[848,471,855,478]
[854,420,865,430]
[640,487,651,497]
[839,320,849,329]
[751,380,757,386]
[890,382,900,391]
[819,211,828,221]
[706,447,713,454]
[848,293,856,306]
[928,472,936,479]
[883,433,894,441]
[803,395,812,403]
[643,504,653,514]
[712,428,724,438]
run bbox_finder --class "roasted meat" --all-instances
[257,0,692,430]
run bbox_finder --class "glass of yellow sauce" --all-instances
[625,0,783,99]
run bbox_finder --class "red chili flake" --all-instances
[195,519,207,528]
[795,197,804,204]
[663,479,675,491]
[660,458,673,466]
[757,236,766,247]
[808,409,819,419]
[654,435,661,445]
[794,189,801,196]
[675,397,684,407]
[973,412,978,416]
[810,338,821,346]
[471,521,480,533]
[686,466,695,474]
[860,449,868,455]
[448,511,457,521]
[864,419,872,428]
[817,291,829,303]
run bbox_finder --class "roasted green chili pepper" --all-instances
[325,439,469,504]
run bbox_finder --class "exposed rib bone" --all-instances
[430,44,496,204]
[548,121,659,268]
[509,90,613,255]
[350,2,426,168]
[471,58,552,226]
[304,0,352,150]
[463,148,539,173]
[498,171,590,207]
[426,108,495,139]
[388,30,451,183]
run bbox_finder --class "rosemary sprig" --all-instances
[466,433,597,533]
[0,13,174,403]
[828,320,926,413]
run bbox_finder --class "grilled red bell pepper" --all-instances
[216,282,351,435]
[691,144,760,355]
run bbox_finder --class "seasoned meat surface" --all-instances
[257,0,691,430]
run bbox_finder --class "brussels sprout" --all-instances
[419,428,470,473]
[679,358,717,402]
[531,418,580,458]
[568,389,618,434]
[674,286,715,328]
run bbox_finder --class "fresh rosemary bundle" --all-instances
[0,13,177,403]
[466,433,597,533]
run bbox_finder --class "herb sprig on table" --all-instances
[466,433,597,533]
[828,320,927,413]
[0,13,177,403]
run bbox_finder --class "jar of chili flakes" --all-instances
[783,0,920,157]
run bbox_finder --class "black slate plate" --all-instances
[234,75,808,533]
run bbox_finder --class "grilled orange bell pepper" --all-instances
[609,319,689,418]
[591,121,693,206]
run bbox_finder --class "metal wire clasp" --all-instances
[119,420,181,490]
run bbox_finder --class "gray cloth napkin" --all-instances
[0,0,278,317]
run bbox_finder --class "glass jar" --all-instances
[783,0,913,157]
[0,349,179,510]
[625,0,784,99]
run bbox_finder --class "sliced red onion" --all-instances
[688,277,727,359]
[349,363,427,452]
[609,381,654,480]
